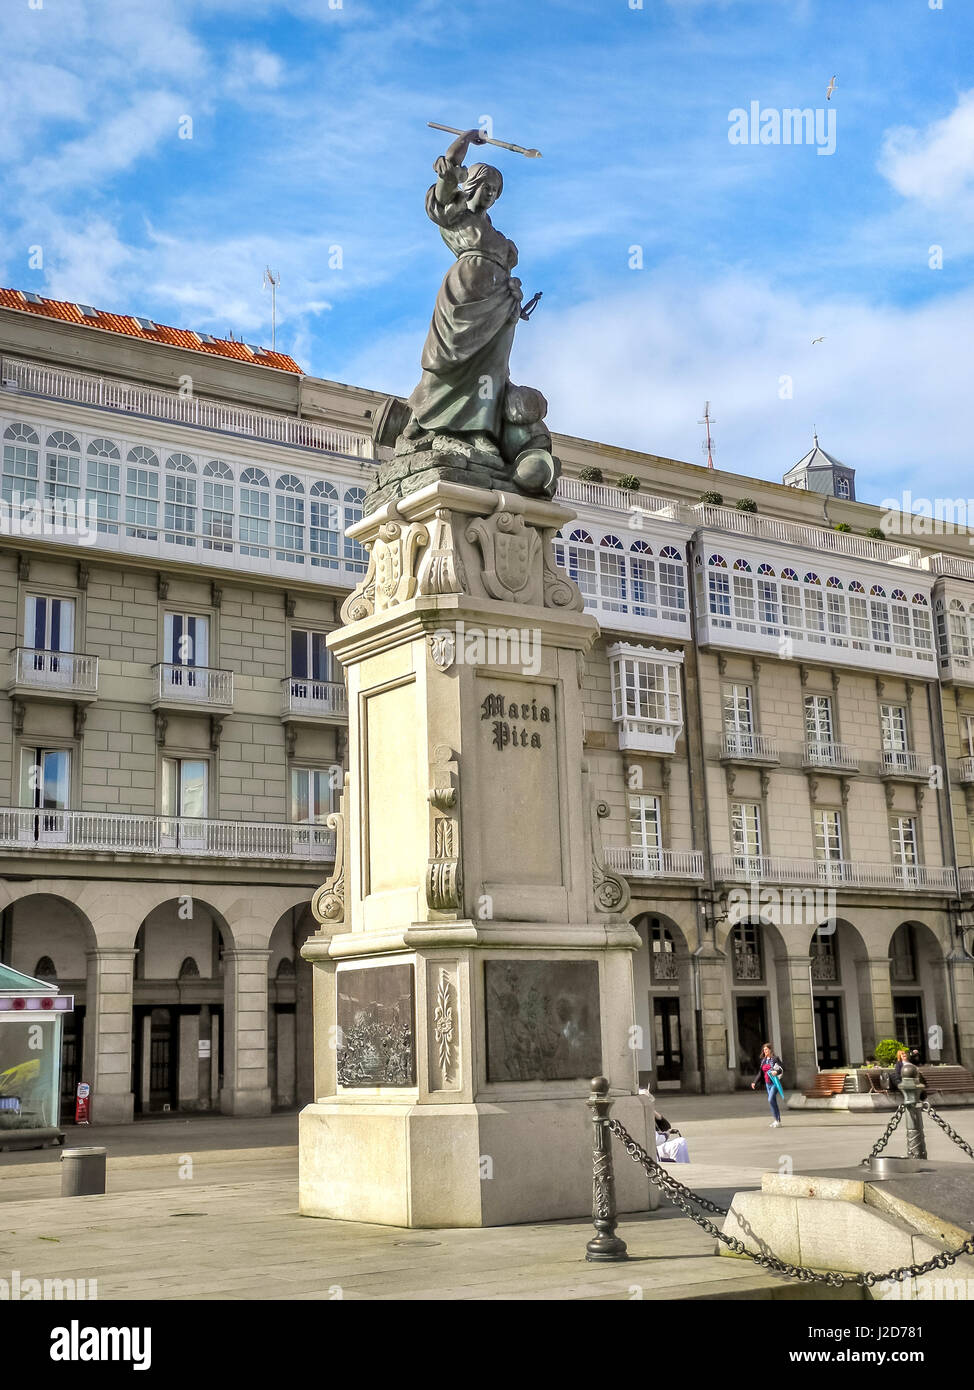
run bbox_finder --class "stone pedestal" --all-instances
[299,481,654,1227]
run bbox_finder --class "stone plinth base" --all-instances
[789,1091,974,1111]
[721,1166,974,1298]
[299,1094,658,1228]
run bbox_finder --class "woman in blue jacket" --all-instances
[750,1043,785,1127]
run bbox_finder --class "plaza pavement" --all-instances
[1,1094,971,1300]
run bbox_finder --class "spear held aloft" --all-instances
[427,121,542,159]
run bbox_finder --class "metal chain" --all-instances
[860,1103,906,1166]
[919,1101,974,1160]
[606,1114,974,1289]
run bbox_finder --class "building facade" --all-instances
[1,287,973,1118]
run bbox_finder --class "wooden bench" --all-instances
[802,1071,847,1099]
[919,1065,974,1095]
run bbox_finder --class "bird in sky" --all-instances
[812,336,826,345]
[826,75,836,100]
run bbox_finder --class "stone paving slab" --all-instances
[0,1179,819,1301]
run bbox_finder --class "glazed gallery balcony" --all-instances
[604,846,706,880]
[712,853,956,892]
[7,647,99,700]
[0,808,335,861]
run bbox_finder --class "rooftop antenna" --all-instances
[699,401,716,470]
[263,267,280,351]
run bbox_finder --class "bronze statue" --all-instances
[368,128,558,511]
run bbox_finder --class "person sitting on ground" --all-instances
[654,1111,690,1163]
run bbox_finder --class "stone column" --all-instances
[947,948,974,1069]
[139,1013,151,1112]
[178,1010,201,1110]
[276,1009,296,1108]
[219,948,272,1116]
[694,944,734,1093]
[83,947,136,1124]
[858,955,896,1053]
[775,955,817,1090]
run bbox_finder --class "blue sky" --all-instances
[2,0,973,503]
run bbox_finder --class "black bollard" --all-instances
[585,1076,628,1262]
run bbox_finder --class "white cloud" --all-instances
[225,43,286,93]
[879,90,974,204]
[20,90,190,195]
[346,269,974,504]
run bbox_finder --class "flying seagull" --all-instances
[826,75,836,100]
[812,336,826,345]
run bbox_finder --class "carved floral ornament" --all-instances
[340,494,584,623]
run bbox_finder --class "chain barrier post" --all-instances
[585,1076,628,1263]
[899,1063,927,1160]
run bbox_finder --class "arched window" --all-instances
[275,474,305,564]
[343,486,367,572]
[949,599,971,658]
[552,528,566,570]
[276,958,296,979]
[45,430,81,508]
[629,540,656,617]
[1,422,40,505]
[310,480,340,569]
[178,957,200,980]
[86,438,121,533]
[781,567,799,582]
[732,558,756,626]
[803,571,825,639]
[707,552,731,625]
[202,460,233,553]
[781,567,803,635]
[825,576,848,644]
[599,534,626,611]
[890,590,912,652]
[33,956,57,983]
[125,445,160,540]
[649,920,678,983]
[911,593,933,654]
[164,453,197,546]
[658,546,686,620]
[870,586,891,651]
[567,528,597,598]
[836,477,851,499]
[756,562,779,634]
[239,466,270,557]
[848,580,865,594]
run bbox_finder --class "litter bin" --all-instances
[60,1146,107,1197]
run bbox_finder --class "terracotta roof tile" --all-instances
[0,288,303,374]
